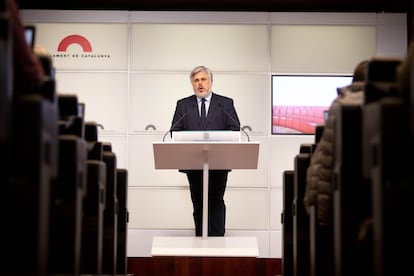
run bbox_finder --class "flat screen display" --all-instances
[271,75,353,135]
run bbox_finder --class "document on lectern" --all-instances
[172,130,241,142]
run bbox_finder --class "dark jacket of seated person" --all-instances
[303,60,368,226]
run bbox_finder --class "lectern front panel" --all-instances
[153,142,259,170]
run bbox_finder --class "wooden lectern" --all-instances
[151,131,260,257]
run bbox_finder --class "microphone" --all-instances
[162,111,188,142]
[218,103,250,142]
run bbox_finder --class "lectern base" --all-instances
[151,236,259,257]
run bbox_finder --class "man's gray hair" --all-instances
[190,66,213,82]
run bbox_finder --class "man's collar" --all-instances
[198,92,212,102]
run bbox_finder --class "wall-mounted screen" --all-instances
[272,75,353,135]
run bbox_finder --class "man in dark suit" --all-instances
[170,65,241,236]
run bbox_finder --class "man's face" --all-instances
[192,70,212,98]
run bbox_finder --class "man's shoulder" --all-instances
[212,92,233,102]
[178,94,196,104]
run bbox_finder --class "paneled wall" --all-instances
[22,10,407,257]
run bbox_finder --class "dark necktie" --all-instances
[201,98,206,119]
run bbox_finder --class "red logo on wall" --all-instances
[52,33,110,59]
[57,34,92,52]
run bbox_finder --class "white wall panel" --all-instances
[56,72,129,134]
[130,24,269,72]
[376,13,408,57]
[270,188,283,230]
[129,73,191,133]
[22,9,130,23]
[130,11,269,24]
[128,187,194,229]
[269,135,314,188]
[270,12,377,25]
[225,188,269,230]
[271,25,377,74]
